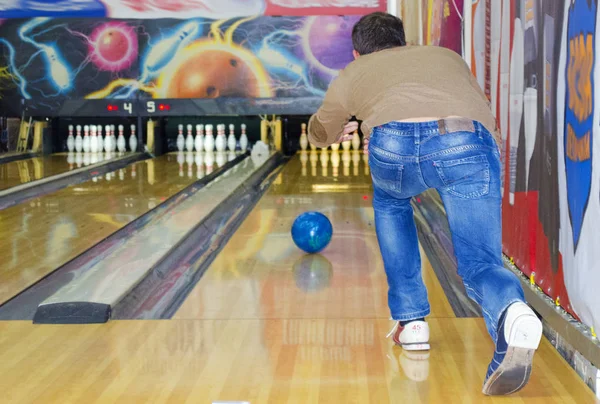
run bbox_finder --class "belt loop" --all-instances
[437,119,447,135]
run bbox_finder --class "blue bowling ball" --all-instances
[291,211,333,254]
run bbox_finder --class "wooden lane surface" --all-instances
[0,152,124,191]
[0,318,595,403]
[175,151,455,321]
[0,152,211,305]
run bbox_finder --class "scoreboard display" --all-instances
[23,97,324,117]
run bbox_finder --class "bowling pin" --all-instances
[117,124,126,153]
[227,124,236,151]
[90,151,99,165]
[90,125,99,153]
[351,130,361,150]
[176,124,185,152]
[82,125,90,153]
[185,124,194,152]
[331,142,340,151]
[239,123,248,151]
[215,124,226,152]
[112,125,118,152]
[299,123,308,151]
[104,125,112,153]
[67,125,75,152]
[97,125,104,152]
[129,124,138,152]
[75,125,83,152]
[83,152,91,166]
[341,137,351,151]
[194,124,204,152]
[204,124,215,152]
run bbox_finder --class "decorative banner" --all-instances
[0,0,387,19]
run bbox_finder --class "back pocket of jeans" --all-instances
[369,153,404,193]
[433,154,490,198]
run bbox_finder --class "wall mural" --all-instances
[0,15,359,114]
[470,0,600,334]
[1,1,387,19]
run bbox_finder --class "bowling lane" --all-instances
[0,151,223,305]
[0,152,123,191]
[175,150,455,320]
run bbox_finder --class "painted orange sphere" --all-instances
[165,48,269,99]
[97,29,129,62]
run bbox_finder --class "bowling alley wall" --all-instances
[410,0,600,349]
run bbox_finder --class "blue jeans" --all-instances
[368,119,525,343]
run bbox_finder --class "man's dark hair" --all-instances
[352,12,406,55]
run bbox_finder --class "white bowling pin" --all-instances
[299,123,308,151]
[90,125,99,153]
[67,151,75,169]
[204,124,215,152]
[82,125,90,153]
[111,125,117,152]
[176,124,185,152]
[75,152,83,167]
[239,123,248,151]
[67,125,75,152]
[195,124,204,152]
[227,124,236,151]
[185,124,194,152]
[331,142,340,151]
[83,152,91,166]
[97,125,104,152]
[75,125,83,152]
[104,125,112,152]
[215,124,226,152]
[117,124,126,153]
[129,124,138,152]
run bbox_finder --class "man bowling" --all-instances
[307,12,543,396]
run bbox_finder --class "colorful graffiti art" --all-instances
[0,16,360,114]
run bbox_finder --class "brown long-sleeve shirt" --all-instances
[307,45,500,148]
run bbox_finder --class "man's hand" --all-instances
[337,121,359,143]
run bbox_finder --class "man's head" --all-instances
[351,12,406,59]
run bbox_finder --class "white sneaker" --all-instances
[387,320,430,351]
[482,302,543,395]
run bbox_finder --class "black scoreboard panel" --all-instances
[24,97,323,117]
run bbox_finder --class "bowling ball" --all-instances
[307,16,360,71]
[292,254,333,292]
[291,212,333,254]
[164,42,273,99]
